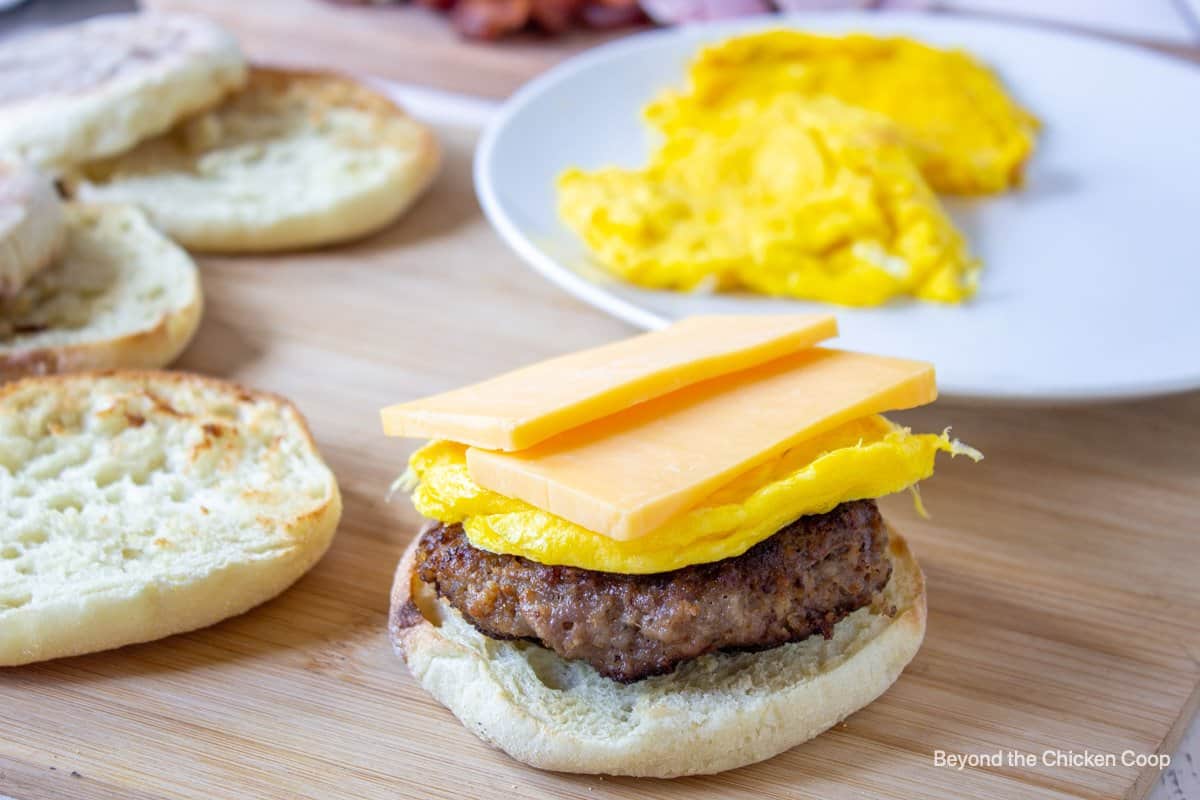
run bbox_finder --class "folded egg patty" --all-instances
[414,500,892,683]
[408,416,971,575]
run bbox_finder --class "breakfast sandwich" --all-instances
[382,315,978,776]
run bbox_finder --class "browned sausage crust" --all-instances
[414,500,892,682]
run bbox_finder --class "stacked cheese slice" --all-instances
[383,315,971,575]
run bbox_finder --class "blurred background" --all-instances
[2,0,1198,96]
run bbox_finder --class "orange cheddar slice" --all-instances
[466,348,935,540]
[380,314,836,451]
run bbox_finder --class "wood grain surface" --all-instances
[141,0,633,99]
[141,0,1200,99]
[0,124,1198,800]
[127,2,1200,796]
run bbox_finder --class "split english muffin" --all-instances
[0,203,202,382]
[72,68,441,253]
[0,162,66,298]
[0,371,341,666]
[0,13,246,171]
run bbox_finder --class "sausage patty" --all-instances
[414,500,892,683]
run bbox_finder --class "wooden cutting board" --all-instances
[142,0,1199,98]
[142,0,634,99]
[1,122,1198,800]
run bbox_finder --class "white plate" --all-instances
[475,13,1200,403]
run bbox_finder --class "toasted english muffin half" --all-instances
[0,161,66,298]
[389,523,925,777]
[0,371,342,666]
[0,13,246,171]
[0,203,202,382]
[72,67,441,253]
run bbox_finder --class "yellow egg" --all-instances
[559,94,978,306]
[660,31,1039,195]
[408,415,980,574]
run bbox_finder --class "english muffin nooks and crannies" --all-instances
[73,68,441,253]
[0,204,202,381]
[0,13,246,171]
[382,315,979,777]
[0,162,66,298]
[0,371,341,666]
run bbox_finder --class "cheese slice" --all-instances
[380,314,836,450]
[466,348,935,540]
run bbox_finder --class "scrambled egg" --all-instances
[558,32,1039,306]
[559,95,978,306]
[408,415,980,574]
[654,31,1039,195]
